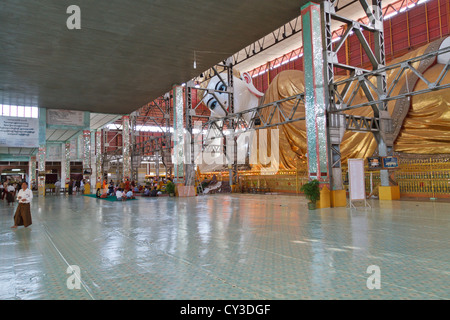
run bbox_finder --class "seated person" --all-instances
[96,188,101,198]
[126,190,135,199]
[150,187,158,197]
[133,186,139,193]
[100,192,108,198]
[143,187,150,196]
[116,189,124,201]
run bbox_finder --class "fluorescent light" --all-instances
[12,169,21,172]
[384,12,398,20]
[331,37,341,43]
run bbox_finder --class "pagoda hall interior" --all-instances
[0,0,449,301]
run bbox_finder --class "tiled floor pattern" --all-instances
[0,194,448,300]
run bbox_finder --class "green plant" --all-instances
[166,181,175,195]
[300,179,320,203]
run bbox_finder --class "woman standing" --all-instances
[11,182,33,229]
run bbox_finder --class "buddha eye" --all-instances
[215,81,227,92]
[207,97,218,110]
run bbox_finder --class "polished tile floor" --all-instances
[0,193,448,300]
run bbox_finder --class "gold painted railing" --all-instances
[204,157,450,198]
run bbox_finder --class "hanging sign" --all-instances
[47,109,85,127]
[0,116,39,148]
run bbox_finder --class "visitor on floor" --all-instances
[108,181,114,195]
[116,188,123,201]
[6,184,15,205]
[1,182,8,200]
[150,187,158,197]
[55,180,61,195]
[126,189,135,199]
[11,182,33,229]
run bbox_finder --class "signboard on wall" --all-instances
[46,144,62,161]
[382,156,399,169]
[47,109,85,127]
[0,116,39,148]
[367,156,382,170]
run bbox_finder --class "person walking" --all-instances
[55,180,61,195]
[11,182,33,229]
[80,179,85,194]
[68,179,73,195]
[6,183,16,205]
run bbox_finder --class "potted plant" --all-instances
[166,181,175,197]
[300,179,320,210]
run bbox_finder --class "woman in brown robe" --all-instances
[11,182,33,229]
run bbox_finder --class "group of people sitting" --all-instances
[96,187,135,201]
[93,179,166,201]
[142,186,160,197]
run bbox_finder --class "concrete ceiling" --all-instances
[0,0,309,115]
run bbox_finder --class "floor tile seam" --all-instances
[40,221,96,300]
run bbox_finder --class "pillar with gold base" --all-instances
[301,2,331,208]
[28,155,36,190]
[64,142,71,191]
[37,145,46,197]
[95,130,103,192]
[331,189,347,207]
[379,185,400,200]
[173,85,185,185]
[82,130,91,194]
[122,116,131,182]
